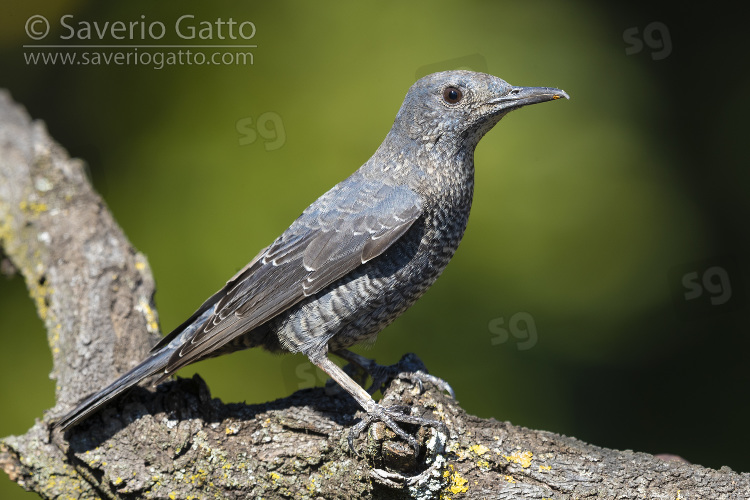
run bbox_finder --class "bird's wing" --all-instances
[160,177,423,375]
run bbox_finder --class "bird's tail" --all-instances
[54,348,172,431]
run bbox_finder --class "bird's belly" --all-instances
[271,219,462,356]
[271,265,428,355]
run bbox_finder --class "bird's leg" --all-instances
[309,353,446,455]
[333,350,455,399]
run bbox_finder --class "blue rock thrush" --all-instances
[55,70,569,452]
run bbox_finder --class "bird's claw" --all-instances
[394,370,455,399]
[347,403,447,456]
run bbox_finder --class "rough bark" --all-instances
[0,88,747,499]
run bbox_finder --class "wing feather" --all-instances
[161,178,422,374]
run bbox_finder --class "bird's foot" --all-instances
[356,408,449,489]
[318,351,451,469]
[348,403,447,457]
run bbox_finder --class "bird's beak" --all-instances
[487,86,569,113]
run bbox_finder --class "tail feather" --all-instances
[54,349,172,431]
[55,305,216,431]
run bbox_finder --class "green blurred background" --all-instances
[1,1,748,497]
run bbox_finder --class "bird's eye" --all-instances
[443,86,463,104]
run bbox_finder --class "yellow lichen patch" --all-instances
[135,260,146,271]
[502,450,533,468]
[469,444,490,456]
[443,464,468,495]
[169,492,176,500]
[50,322,61,354]
[19,200,48,215]
[29,280,51,320]
[319,462,335,477]
[476,460,490,470]
[504,475,516,483]
[269,472,280,483]
[539,465,551,471]
[113,477,123,485]
[221,462,232,480]
[136,297,160,333]
[188,468,209,486]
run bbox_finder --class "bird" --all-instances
[54,70,568,452]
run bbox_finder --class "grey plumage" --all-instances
[55,71,568,447]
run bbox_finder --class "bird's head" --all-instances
[392,70,569,153]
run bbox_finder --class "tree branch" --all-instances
[0,89,747,499]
